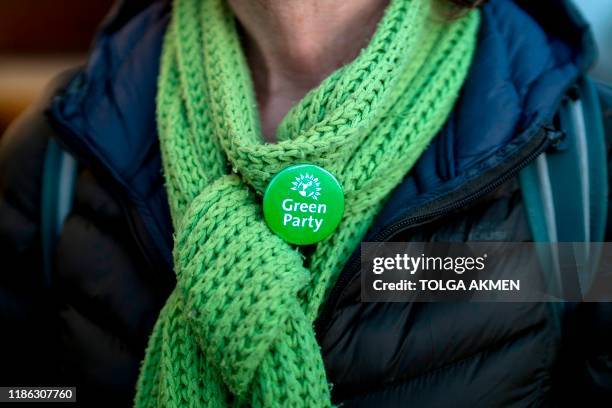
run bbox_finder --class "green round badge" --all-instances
[263,164,344,245]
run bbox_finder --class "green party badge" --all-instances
[263,164,344,245]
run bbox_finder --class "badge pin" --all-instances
[263,164,344,245]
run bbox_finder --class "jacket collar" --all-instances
[48,0,596,268]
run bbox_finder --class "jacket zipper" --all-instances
[314,126,564,337]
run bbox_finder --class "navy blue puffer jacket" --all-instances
[1,0,611,406]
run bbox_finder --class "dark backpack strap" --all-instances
[519,76,608,299]
[41,138,78,287]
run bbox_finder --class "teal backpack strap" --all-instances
[41,138,78,287]
[519,77,608,300]
[582,79,608,243]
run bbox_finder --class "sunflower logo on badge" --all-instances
[291,173,322,200]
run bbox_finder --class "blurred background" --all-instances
[0,0,114,132]
[0,0,610,135]
[576,0,612,84]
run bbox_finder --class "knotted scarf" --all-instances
[135,0,479,406]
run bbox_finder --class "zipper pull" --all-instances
[544,126,566,151]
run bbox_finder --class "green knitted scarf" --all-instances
[135,0,479,406]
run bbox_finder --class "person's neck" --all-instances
[227,0,389,142]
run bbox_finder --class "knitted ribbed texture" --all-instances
[135,0,479,406]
